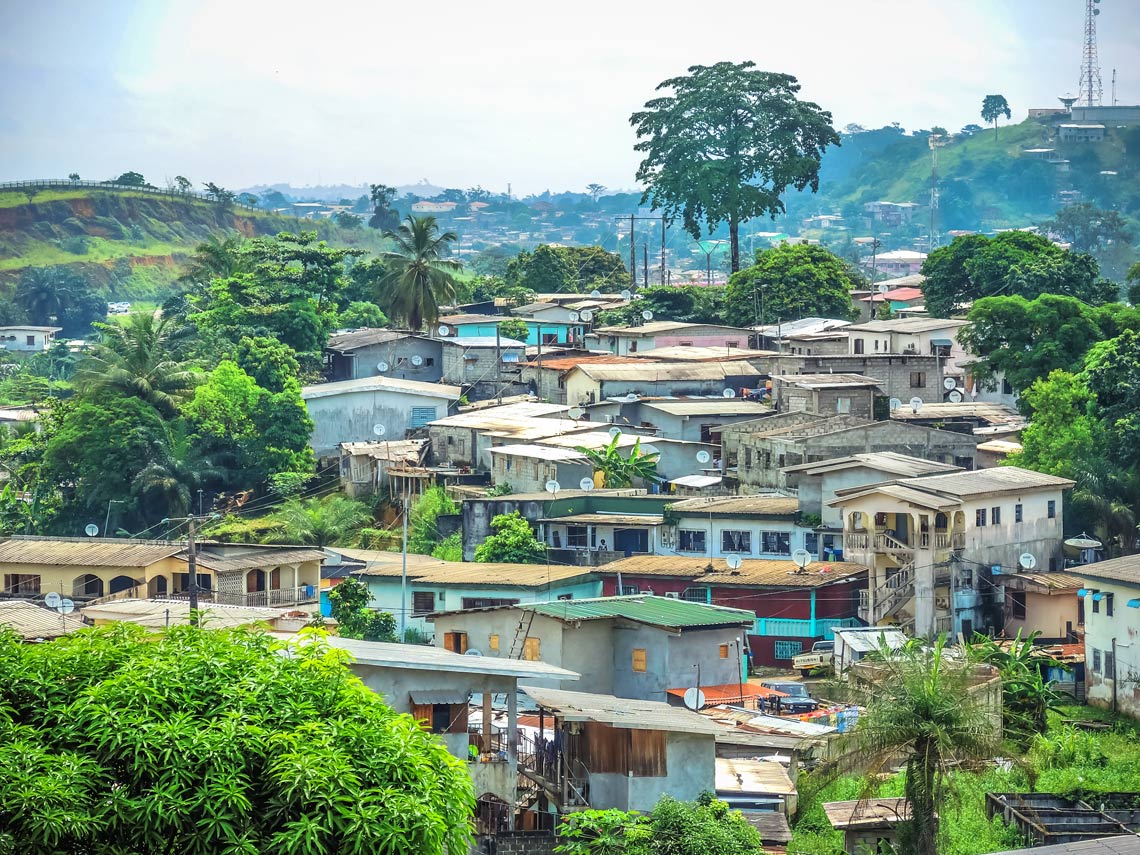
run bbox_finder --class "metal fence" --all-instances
[0,179,261,213]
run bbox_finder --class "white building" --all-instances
[1074,556,1140,720]
[831,467,1074,639]
[0,325,62,354]
[845,317,972,384]
[660,495,817,560]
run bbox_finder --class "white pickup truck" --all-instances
[792,640,834,676]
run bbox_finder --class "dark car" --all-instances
[759,680,818,714]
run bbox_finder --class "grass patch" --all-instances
[0,236,188,271]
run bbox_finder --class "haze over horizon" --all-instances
[3,0,1139,197]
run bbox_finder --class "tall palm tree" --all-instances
[378,215,461,330]
[75,313,198,417]
[131,425,225,522]
[844,638,1000,855]
[180,235,246,284]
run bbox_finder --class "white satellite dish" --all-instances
[411,354,424,367]
[376,361,389,373]
[641,445,659,456]
[44,592,62,609]
[726,555,743,570]
[372,424,386,436]
[723,388,736,398]
[1019,552,1037,571]
[465,648,483,656]
[58,598,75,615]
[608,426,622,437]
[877,283,890,294]
[889,397,902,412]
[591,289,602,298]
[437,325,450,337]
[696,450,711,464]
[545,479,561,494]
[641,310,654,321]
[909,396,924,413]
[84,523,99,537]
[943,377,957,391]
[580,310,594,322]
[683,687,707,711]
[579,477,595,492]
[568,311,580,322]
[792,549,812,569]
[948,389,963,404]
[568,407,584,419]
[620,289,632,300]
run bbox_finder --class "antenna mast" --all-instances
[1078,0,1103,107]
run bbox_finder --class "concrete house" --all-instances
[771,374,882,419]
[301,375,462,459]
[0,325,62,354]
[521,355,639,404]
[662,495,815,560]
[323,329,442,383]
[845,317,971,379]
[587,321,755,355]
[439,336,527,399]
[770,353,946,406]
[752,317,851,351]
[438,313,583,347]
[998,570,1084,643]
[831,467,1074,639]
[489,444,593,494]
[633,399,773,444]
[425,401,578,469]
[430,595,755,699]
[563,361,764,407]
[1073,555,1140,719]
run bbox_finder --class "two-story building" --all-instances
[439,336,528,399]
[845,317,971,381]
[586,321,755,356]
[769,353,946,406]
[438,313,584,347]
[1073,555,1140,720]
[832,467,1074,639]
[661,495,814,560]
[323,329,443,383]
[425,401,580,469]
[562,361,765,407]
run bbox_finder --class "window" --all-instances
[632,648,647,672]
[761,531,792,555]
[991,506,1001,525]
[719,644,730,659]
[462,597,520,609]
[442,631,467,653]
[1093,596,1100,614]
[1011,591,1027,620]
[873,339,880,352]
[722,530,752,553]
[910,371,926,388]
[1047,500,1056,519]
[744,447,752,468]
[1015,503,1023,523]
[557,593,573,601]
[1105,651,1115,679]
[566,526,589,548]
[680,586,709,602]
[523,637,541,661]
[488,634,500,652]
[409,406,438,428]
[3,573,40,596]
[804,532,819,556]
[1106,594,1114,617]
[854,338,865,354]
[619,585,639,595]
[1002,377,1013,395]
[975,508,987,527]
[628,340,637,352]
[26,335,35,346]
[412,591,435,615]
[774,641,803,660]
[679,530,707,553]
[836,397,851,414]
[1092,648,1101,673]
[424,357,435,367]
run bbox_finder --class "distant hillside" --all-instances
[0,184,382,298]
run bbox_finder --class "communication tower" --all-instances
[1078,0,1103,107]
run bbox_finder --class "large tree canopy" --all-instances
[921,231,1116,318]
[724,243,859,325]
[631,61,839,272]
[0,625,472,855]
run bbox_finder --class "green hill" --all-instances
[0,186,382,299]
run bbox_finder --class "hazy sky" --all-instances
[2,0,1138,196]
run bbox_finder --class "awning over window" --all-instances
[409,690,470,705]
[1077,588,1092,597]
[930,338,954,346]
[1092,592,1107,602]
[1127,599,1140,609]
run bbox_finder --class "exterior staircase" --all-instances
[858,564,916,624]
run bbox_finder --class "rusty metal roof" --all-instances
[521,684,728,734]
[598,556,868,587]
[184,547,326,574]
[823,799,913,829]
[668,495,799,516]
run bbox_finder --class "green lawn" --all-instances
[0,236,188,271]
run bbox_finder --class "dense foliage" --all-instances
[474,511,546,564]
[327,577,398,641]
[725,243,860,325]
[0,625,472,854]
[576,435,659,489]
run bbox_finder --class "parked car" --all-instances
[759,680,818,714]
[792,640,834,677]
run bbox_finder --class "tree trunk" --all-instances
[905,740,939,855]
[730,218,740,274]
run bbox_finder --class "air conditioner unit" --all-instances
[664,592,679,599]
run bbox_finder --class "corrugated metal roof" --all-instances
[82,599,295,629]
[536,431,642,450]
[632,346,777,362]
[834,626,910,652]
[0,600,85,639]
[540,512,664,526]
[783,452,961,478]
[524,595,756,629]
[592,321,752,337]
[301,375,462,400]
[598,557,868,588]
[1072,555,1140,588]
[439,336,527,348]
[327,637,580,680]
[326,328,420,352]
[824,799,912,829]
[891,402,1025,424]
[527,355,643,372]
[669,474,723,488]
[405,563,596,587]
[0,537,182,567]
[1002,572,1086,592]
[828,483,963,512]
[427,401,569,428]
[489,444,588,462]
[848,317,966,334]
[438,313,505,325]
[642,400,772,416]
[989,836,1140,855]
[572,362,763,381]
[716,757,796,796]
[669,495,799,516]
[772,373,882,390]
[520,685,728,734]
[186,547,326,574]
[910,466,1074,498]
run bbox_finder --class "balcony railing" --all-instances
[752,616,863,638]
[167,586,319,608]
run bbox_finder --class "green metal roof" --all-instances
[524,595,754,630]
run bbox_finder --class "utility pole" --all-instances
[660,218,666,286]
[629,214,636,286]
[186,515,199,625]
[643,243,648,289]
[399,489,409,643]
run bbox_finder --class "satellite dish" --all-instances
[877,283,890,294]
[411,354,424,367]
[608,426,622,437]
[545,479,561,494]
[948,389,963,404]
[376,361,389,373]
[889,397,902,412]
[45,592,62,609]
[84,523,99,537]
[620,289,632,300]
[792,549,812,569]
[465,648,483,656]
[372,424,387,436]
[943,377,957,391]
[581,310,594,322]
[641,310,654,321]
[1019,552,1037,571]
[909,396,924,413]
[683,687,707,711]
[568,407,584,419]
[726,555,743,570]
[723,388,736,398]
[58,598,75,615]
[696,450,711,464]
[590,289,602,298]
[437,325,450,337]
[641,445,659,456]
[1065,534,1102,549]
[579,477,595,491]
[568,311,580,322]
